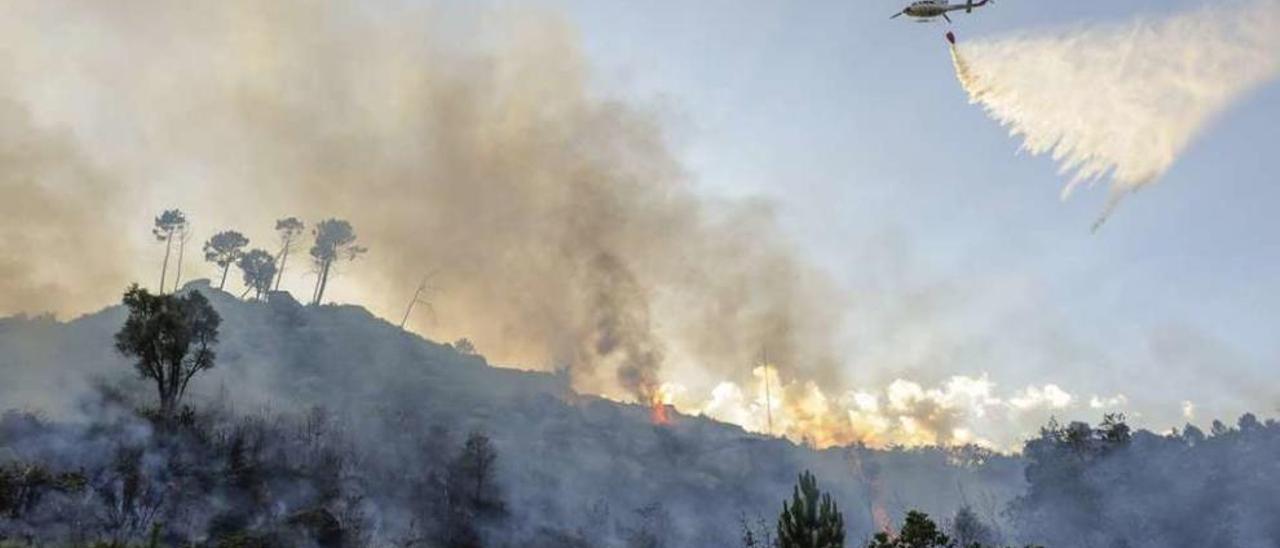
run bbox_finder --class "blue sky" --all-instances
[544,0,1280,428]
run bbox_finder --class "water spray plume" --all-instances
[949,1,1280,228]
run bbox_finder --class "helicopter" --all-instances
[890,0,994,23]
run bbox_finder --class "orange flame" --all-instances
[848,448,895,537]
[648,385,675,426]
[869,476,894,537]
[651,399,672,425]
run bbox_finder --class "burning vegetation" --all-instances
[1,278,1279,546]
[0,0,857,438]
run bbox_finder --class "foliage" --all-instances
[441,431,505,547]
[236,249,277,300]
[275,217,306,239]
[204,230,250,290]
[0,463,85,518]
[949,506,996,548]
[273,217,306,292]
[152,209,188,293]
[868,511,950,548]
[1010,412,1280,547]
[113,285,221,420]
[777,471,844,548]
[309,219,366,305]
[153,210,187,241]
[9,294,1280,547]
[0,404,370,546]
[204,231,251,270]
[868,510,1042,548]
[96,447,165,544]
[452,338,477,355]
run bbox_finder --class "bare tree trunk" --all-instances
[400,296,416,329]
[274,239,290,291]
[159,359,178,423]
[158,233,173,294]
[315,260,332,305]
[173,232,187,293]
[318,261,332,304]
[154,375,173,423]
[154,376,166,409]
[311,268,322,305]
[400,277,427,328]
[219,264,230,290]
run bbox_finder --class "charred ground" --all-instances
[0,282,1276,547]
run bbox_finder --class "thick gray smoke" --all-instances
[0,1,841,403]
[951,0,1280,226]
[0,97,136,315]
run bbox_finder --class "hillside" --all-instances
[0,281,1025,546]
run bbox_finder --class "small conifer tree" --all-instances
[778,470,845,548]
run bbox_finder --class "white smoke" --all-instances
[951,0,1280,227]
[688,366,1128,450]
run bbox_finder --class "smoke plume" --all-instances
[950,0,1280,226]
[0,0,842,405]
[0,1,1170,447]
[0,97,136,315]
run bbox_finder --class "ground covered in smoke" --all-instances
[2,284,1279,547]
[0,283,1026,546]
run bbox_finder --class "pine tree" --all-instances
[236,249,277,300]
[152,209,187,293]
[867,511,952,548]
[203,230,250,290]
[308,219,366,305]
[273,217,306,291]
[778,470,845,548]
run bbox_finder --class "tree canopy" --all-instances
[152,209,188,293]
[114,285,221,420]
[273,217,306,292]
[237,249,277,301]
[204,230,250,290]
[778,470,845,548]
[309,219,366,305]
